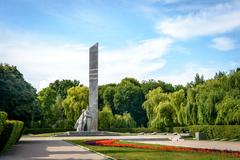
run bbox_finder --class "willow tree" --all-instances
[62,86,88,127]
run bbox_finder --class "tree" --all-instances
[99,106,114,129]
[37,79,81,128]
[185,88,198,125]
[143,87,177,129]
[113,78,147,126]
[0,64,40,127]
[49,79,80,99]
[62,86,88,128]
[194,73,204,86]
[170,89,186,125]
[215,96,240,125]
[37,87,57,127]
[103,86,116,113]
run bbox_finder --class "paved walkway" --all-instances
[0,140,109,160]
[20,135,240,152]
[1,135,239,159]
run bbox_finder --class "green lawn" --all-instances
[67,140,239,160]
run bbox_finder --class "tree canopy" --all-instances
[0,64,41,127]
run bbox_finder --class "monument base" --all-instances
[56,131,121,137]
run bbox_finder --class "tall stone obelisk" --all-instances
[87,43,98,131]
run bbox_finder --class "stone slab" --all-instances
[56,131,121,137]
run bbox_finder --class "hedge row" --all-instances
[0,112,7,135]
[99,127,172,133]
[23,128,75,134]
[102,125,240,140]
[0,111,24,153]
[0,120,24,152]
[173,125,240,139]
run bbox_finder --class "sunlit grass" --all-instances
[67,139,239,160]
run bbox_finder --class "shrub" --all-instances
[188,125,240,139]
[0,120,24,152]
[173,125,240,139]
[0,112,7,135]
[173,127,189,133]
[99,127,169,133]
[23,128,74,134]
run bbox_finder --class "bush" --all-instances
[99,127,171,133]
[0,112,7,135]
[173,125,240,139]
[188,125,240,139]
[0,120,24,152]
[173,127,189,133]
[23,128,74,134]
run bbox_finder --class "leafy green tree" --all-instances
[37,79,80,128]
[141,79,162,95]
[99,106,114,129]
[49,79,80,99]
[194,73,204,86]
[62,86,88,127]
[170,89,186,125]
[113,78,147,126]
[37,87,57,127]
[141,79,175,95]
[185,88,198,125]
[215,96,240,125]
[103,86,116,113]
[143,87,177,129]
[0,64,40,127]
[98,83,116,110]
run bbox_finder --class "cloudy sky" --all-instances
[0,0,239,90]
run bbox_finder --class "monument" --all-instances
[73,43,98,132]
[59,43,119,136]
[87,43,98,131]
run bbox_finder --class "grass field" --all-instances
[67,140,239,160]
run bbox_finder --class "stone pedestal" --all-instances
[195,132,206,140]
[56,131,120,137]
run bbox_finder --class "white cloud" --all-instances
[156,1,240,39]
[0,29,172,90]
[211,37,236,51]
[158,64,216,85]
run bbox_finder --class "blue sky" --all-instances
[0,0,240,90]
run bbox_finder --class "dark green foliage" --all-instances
[173,125,240,140]
[98,83,116,111]
[0,111,7,135]
[99,127,167,133]
[189,125,240,139]
[103,86,116,113]
[37,79,81,128]
[49,79,80,99]
[141,79,175,95]
[0,120,24,152]
[0,64,40,127]
[114,78,147,126]
[23,128,75,134]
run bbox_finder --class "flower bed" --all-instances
[85,139,240,157]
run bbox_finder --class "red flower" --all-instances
[84,139,240,157]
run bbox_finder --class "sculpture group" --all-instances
[74,43,98,132]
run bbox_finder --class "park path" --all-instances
[0,139,109,160]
